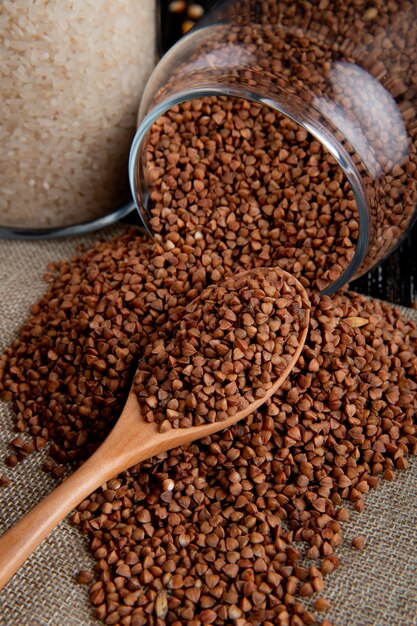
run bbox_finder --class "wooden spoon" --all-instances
[0,267,310,590]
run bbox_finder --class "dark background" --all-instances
[158,0,417,307]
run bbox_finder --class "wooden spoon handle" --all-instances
[0,443,120,591]
[0,394,156,591]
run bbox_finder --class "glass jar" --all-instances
[129,0,417,293]
[0,0,156,237]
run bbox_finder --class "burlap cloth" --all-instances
[0,230,416,626]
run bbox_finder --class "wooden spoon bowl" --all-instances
[0,267,310,590]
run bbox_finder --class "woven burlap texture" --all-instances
[0,232,416,626]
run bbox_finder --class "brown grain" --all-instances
[351,535,366,551]
[146,95,359,293]
[133,269,309,427]
[145,0,417,286]
[1,4,417,623]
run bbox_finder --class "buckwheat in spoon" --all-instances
[0,267,310,589]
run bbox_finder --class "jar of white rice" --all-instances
[0,0,156,235]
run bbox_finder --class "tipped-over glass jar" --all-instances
[129,0,417,293]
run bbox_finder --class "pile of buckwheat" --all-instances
[1,217,416,626]
[134,269,309,429]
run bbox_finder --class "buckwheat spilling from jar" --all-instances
[1,219,416,626]
[134,269,309,429]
